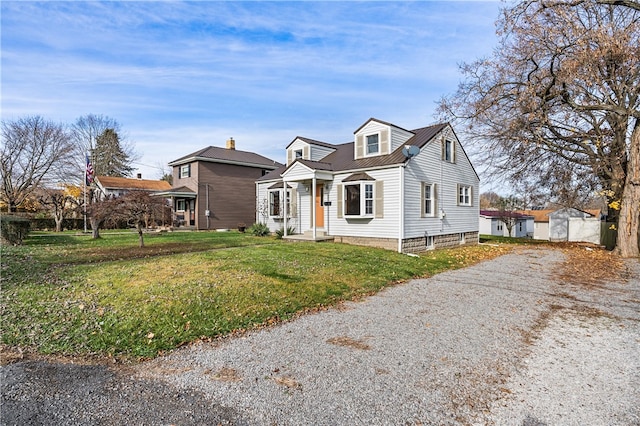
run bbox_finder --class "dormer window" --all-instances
[295,149,303,160]
[366,134,379,155]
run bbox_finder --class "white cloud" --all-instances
[2,1,501,178]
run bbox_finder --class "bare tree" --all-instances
[38,187,77,232]
[439,1,640,256]
[70,114,138,181]
[113,191,168,247]
[1,116,74,213]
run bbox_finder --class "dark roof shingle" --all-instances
[169,146,281,169]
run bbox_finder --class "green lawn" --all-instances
[2,231,509,360]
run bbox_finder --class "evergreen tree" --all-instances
[93,128,134,177]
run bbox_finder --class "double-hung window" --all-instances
[366,134,379,155]
[458,185,472,206]
[179,164,191,178]
[345,182,375,217]
[422,183,436,217]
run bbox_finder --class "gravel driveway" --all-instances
[2,248,639,425]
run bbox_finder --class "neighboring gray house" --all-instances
[256,118,480,253]
[479,210,533,238]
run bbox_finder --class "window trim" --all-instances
[344,181,375,218]
[426,235,434,249]
[268,188,293,218]
[422,183,436,217]
[179,164,191,179]
[442,139,455,163]
[365,133,380,156]
[458,184,473,206]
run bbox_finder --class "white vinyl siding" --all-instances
[330,168,397,238]
[256,182,300,232]
[421,183,437,217]
[404,126,479,239]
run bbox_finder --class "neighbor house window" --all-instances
[422,183,435,217]
[176,199,186,211]
[179,164,191,178]
[366,134,379,155]
[345,182,374,216]
[458,185,472,206]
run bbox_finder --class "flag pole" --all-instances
[83,157,87,233]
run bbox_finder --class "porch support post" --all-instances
[283,180,288,237]
[312,176,317,240]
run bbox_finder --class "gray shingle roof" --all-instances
[257,122,450,182]
[169,146,281,169]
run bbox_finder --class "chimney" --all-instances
[137,173,142,179]
[226,137,235,150]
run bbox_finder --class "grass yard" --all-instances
[1,231,510,360]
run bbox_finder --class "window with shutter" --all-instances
[341,180,382,218]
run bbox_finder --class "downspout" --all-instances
[206,184,210,229]
[398,165,405,253]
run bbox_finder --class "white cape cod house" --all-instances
[256,118,480,253]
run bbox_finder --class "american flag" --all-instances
[85,155,94,185]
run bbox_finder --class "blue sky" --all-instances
[2,1,502,181]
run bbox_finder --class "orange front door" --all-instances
[315,184,324,228]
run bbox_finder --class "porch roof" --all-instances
[155,186,197,198]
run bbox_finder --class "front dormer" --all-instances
[353,118,414,160]
[286,137,336,166]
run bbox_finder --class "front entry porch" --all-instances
[283,229,334,242]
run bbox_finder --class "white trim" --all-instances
[364,132,381,156]
[398,165,405,253]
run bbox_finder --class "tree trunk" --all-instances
[54,215,63,232]
[90,217,101,239]
[137,224,145,248]
[616,119,640,258]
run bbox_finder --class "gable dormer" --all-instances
[286,137,336,166]
[353,118,414,160]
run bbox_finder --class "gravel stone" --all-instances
[2,248,638,425]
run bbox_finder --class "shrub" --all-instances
[275,226,297,239]
[248,222,270,237]
[1,215,31,245]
